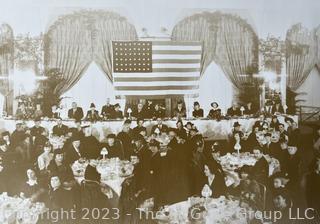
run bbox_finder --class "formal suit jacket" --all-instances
[207,109,221,119]
[132,109,145,119]
[151,124,169,135]
[101,104,114,118]
[272,105,284,114]
[52,124,68,137]
[68,107,84,121]
[109,110,123,119]
[64,144,82,165]
[173,108,186,118]
[30,126,45,137]
[152,109,165,119]
[85,110,100,122]
[227,107,240,117]
[192,109,204,118]
[80,136,101,159]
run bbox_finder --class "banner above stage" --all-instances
[112,41,202,98]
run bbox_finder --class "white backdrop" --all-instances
[61,62,125,117]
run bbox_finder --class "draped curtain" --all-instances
[44,13,92,96]
[0,24,14,114]
[214,14,259,89]
[286,24,317,91]
[172,12,217,76]
[92,11,138,82]
[171,12,259,89]
[0,24,14,95]
[315,26,320,73]
[44,10,137,96]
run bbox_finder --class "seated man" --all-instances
[52,118,68,137]
[152,104,165,119]
[101,98,114,119]
[50,105,61,119]
[64,135,83,165]
[133,118,145,136]
[227,102,240,117]
[117,120,134,160]
[132,103,145,119]
[68,102,84,122]
[85,103,100,122]
[30,118,45,138]
[49,175,74,210]
[272,100,284,114]
[142,100,154,119]
[15,103,30,120]
[80,126,100,160]
[151,117,168,135]
[110,103,123,119]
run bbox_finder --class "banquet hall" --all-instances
[0,0,320,223]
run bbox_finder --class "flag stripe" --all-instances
[152,45,201,51]
[152,54,201,59]
[152,41,201,46]
[114,81,198,87]
[115,90,199,96]
[114,77,199,82]
[152,63,200,68]
[153,50,202,55]
[152,68,200,72]
[115,85,199,91]
[116,93,199,98]
[113,72,199,78]
[152,59,201,64]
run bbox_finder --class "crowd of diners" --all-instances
[0,100,318,223]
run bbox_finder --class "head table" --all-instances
[0,115,297,141]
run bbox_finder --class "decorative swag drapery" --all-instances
[44,10,138,96]
[315,26,320,73]
[286,24,317,92]
[171,11,259,90]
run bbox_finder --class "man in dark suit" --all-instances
[68,102,84,122]
[80,126,101,160]
[117,120,134,160]
[132,103,145,119]
[151,118,168,135]
[109,103,123,119]
[101,98,114,120]
[272,100,284,114]
[64,135,82,165]
[30,118,45,138]
[85,103,100,122]
[152,104,165,119]
[143,100,154,119]
[227,102,241,117]
[52,118,68,137]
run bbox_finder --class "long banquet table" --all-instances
[0,115,298,141]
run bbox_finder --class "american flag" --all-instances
[112,41,202,98]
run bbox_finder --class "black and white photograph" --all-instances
[0,0,320,223]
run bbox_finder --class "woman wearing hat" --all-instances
[207,102,221,120]
[85,103,100,122]
[110,103,123,119]
[192,101,204,118]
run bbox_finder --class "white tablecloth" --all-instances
[0,115,298,141]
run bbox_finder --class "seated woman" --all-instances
[176,120,187,140]
[173,101,186,119]
[37,142,53,172]
[47,149,75,188]
[201,160,227,198]
[49,174,74,210]
[207,102,221,120]
[20,168,45,202]
[270,115,280,131]
[192,101,204,118]
[85,103,100,122]
[152,104,165,119]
